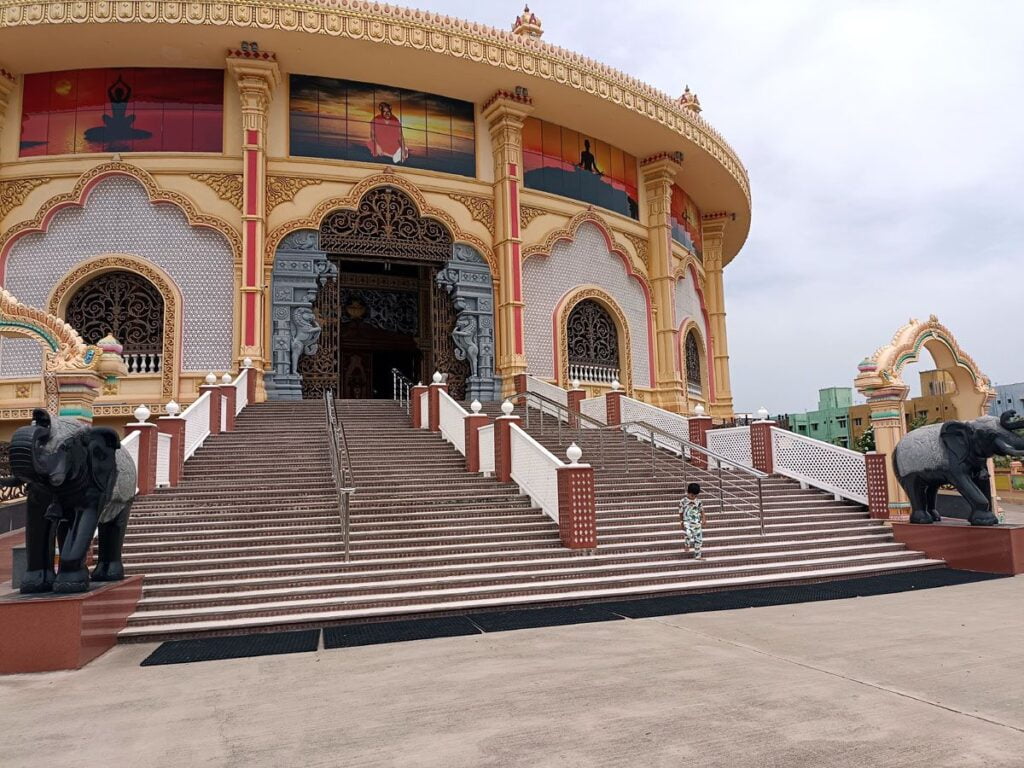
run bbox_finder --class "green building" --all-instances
[788,387,853,448]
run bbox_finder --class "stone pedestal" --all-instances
[605,391,624,426]
[688,415,713,469]
[410,385,428,428]
[750,421,775,474]
[157,416,185,487]
[567,388,585,428]
[268,372,304,401]
[464,413,490,473]
[494,415,521,484]
[219,384,237,432]
[428,382,448,433]
[891,522,1024,575]
[200,384,223,436]
[556,464,597,549]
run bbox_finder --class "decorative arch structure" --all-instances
[554,286,634,393]
[673,263,714,403]
[678,319,709,407]
[46,254,183,400]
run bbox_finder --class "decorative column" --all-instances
[701,215,735,418]
[482,91,534,393]
[53,372,103,424]
[866,390,911,520]
[688,407,712,470]
[464,402,490,473]
[226,49,281,400]
[640,153,686,412]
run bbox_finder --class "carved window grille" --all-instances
[65,270,164,374]
[685,330,702,397]
[431,275,469,401]
[319,186,453,263]
[567,299,619,381]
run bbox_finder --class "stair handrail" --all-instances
[323,390,355,562]
[507,389,767,534]
[391,368,415,414]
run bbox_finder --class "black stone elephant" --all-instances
[893,410,1024,526]
[1,408,137,593]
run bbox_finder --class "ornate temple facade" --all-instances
[0,1,751,431]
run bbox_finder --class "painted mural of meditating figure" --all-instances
[83,74,152,149]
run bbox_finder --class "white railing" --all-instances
[479,423,495,475]
[509,423,562,523]
[419,390,429,429]
[156,432,171,488]
[125,352,162,374]
[707,426,752,468]
[770,426,868,504]
[121,429,140,471]
[233,367,249,415]
[620,396,690,454]
[182,390,212,460]
[579,395,606,426]
[569,363,619,385]
[526,375,568,421]
[438,389,468,456]
[220,394,228,432]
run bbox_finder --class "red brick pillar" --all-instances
[200,383,222,437]
[464,411,491,473]
[688,414,713,470]
[410,385,428,428]
[866,452,891,519]
[219,383,237,432]
[124,422,158,496]
[245,365,257,406]
[494,415,520,483]
[751,421,776,474]
[606,390,624,426]
[567,387,585,429]
[514,373,527,394]
[428,380,448,433]
[157,415,185,487]
[557,461,597,549]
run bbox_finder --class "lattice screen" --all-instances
[770,427,868,504]
[707,426,752,468]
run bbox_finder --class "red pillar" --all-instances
[410,385,428,428]
[567,388,585,428]
[514,373,527,394]
[606,390,624,426]
[157,416,185,487]
[246,366,257,406]
[200,384,222,437]
[866,452,891,519]
[750,421,776,474]
[557,463,597,548]
[464,412,491,472]
[219,384,237,432]
[494,415,520,483]
[688,415,713,469]
[428,381,448,433]
[124,422,157,496]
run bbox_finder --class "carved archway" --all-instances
[554,286,633,393]
[678,320,709,408]
[47,255,181,400]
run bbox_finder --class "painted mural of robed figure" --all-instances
[367,102,409,163]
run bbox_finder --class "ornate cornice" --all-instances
[190,173,244,209]
[0,0,748,204]
[446,192,494,234]
[267,175,323,212]
[0,177,47,220]
[519,204,547,229]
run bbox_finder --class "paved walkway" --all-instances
[1,576,1021,767]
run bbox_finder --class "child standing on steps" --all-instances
[679,482,705,560]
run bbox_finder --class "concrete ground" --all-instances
[1,577,1022,767]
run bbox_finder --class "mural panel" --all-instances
[522,118,638,220]
[20,68,224,156]
[670,184,702,258]
[289,75,476,177]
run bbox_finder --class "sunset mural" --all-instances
[670,184,703,258]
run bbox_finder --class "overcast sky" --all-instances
[430,0,1024,413]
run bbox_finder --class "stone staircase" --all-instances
[117,399,941,641]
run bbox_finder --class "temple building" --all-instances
[0,1,751,430]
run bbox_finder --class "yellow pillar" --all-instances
[866,388,911,520]
[640,153,685,412]
[0,67,15,138]
[481,91,533,394]
[226,51,280,401]
[701,215,735,417]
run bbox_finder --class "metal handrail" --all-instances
[323,390,355,561]
[391,368,415,414]
[507,389,766,534]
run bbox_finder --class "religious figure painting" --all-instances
[289,75,476,178]
[19,68,224,156]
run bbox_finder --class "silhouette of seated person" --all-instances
[577,139,602,176]
[84,75,152,148]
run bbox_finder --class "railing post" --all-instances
[557,458,597,549]
[245,364,257,406]
[124,420,158,496]
[514,373,527,396]
[218,380,237,432]
[428,373,447,433]
[200,376,222,437]
[605,390,624,426]
[688,411,713,470]
[865,451,891,519]
[410,384,428,428]
[494,412,520,484]
[157,413,185,487]
[750,420,776,474]
[566,385,585,429]
[464,406,491,473]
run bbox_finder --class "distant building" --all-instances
[849,370,958,446]
[990,382,1024,418]
[788,387,853,448]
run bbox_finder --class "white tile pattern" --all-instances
[0,176,234,377]
[522,222,651,386]
[674,274,708,342]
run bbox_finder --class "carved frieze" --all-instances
[0,178,47,220]
[624,232,649,266]
[267,176,323,212]
[447,192,494,234]
[190,173,244,209]
[519,205,547,229]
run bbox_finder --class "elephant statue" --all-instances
[1,408,137,593]
[893,410,1024,526]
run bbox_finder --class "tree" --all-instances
[856,425,875,453]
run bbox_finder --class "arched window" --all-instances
[685,330,703,397]
[567,299,620,384]
[65,270,164,373]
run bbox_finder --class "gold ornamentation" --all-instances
[102,378,119,396]
[47,255,180,400]
[0,287,101,374]
[519,205,547,229]
[0,408,34,420]
[14,383,30,398]
[556,286,633,394]
[0,1,749,204]
[267,176,323,212]
[190,173,244,209]
[447,192,494,234]
[0,178,47,220]
[94,403,167,417]
[624,232,649,266]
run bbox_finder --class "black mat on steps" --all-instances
[140,629,320,666]
[469,604,622,632]
[323,616,480,648]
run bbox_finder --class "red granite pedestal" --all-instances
[0,575,143,674]
[891,521,1024,575]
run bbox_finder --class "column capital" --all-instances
[481,89,535,128]
[640,152,684,185]
[701,213,730,247]
[226,50,281,133]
